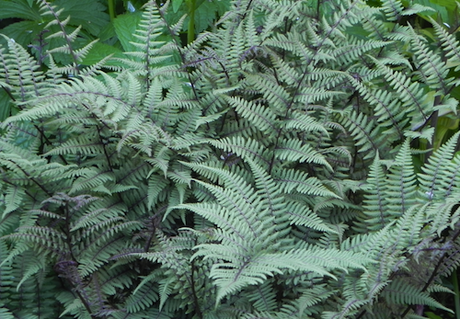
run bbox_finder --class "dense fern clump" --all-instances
[1,0,460,318]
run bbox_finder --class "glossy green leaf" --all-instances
[172,0,184,13]
[113,12,143,52]
[81,42,125,67]
[0,21,42,49]
[54,0,110,36]
[0,89,12,122]
[0,0,41,20]
[411,0,450,24]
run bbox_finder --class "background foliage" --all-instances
[1,0,460,318]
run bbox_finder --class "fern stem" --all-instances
[63,206,78,262]
[241,0,254,20]
[152,0,201,102]
[357,226,460,319]
[453,268,460,319]
[0,84,15,102]
[75,289,95,317]
[1,84,69,165]
[5,159,52,197]
[143,213,160,252]
[108,0,116,22]
[187,0,196,44]
[2,178,39,204]
[269,0,360,174]
[59,205,94,317]
[40,1,80,74]
[400,226,460,317]
[190,258,203,318]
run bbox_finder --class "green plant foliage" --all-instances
[1,0,460,318]
[0,0,226,121]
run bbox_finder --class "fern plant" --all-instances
[1,0,460,318]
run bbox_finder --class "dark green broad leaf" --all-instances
[194,1,219,34]
[450,84,460,101]
[366,0,382,6]
[428,0,457,11]
[194,0,230,33]
[0,0,41,20]
[81,42,126,67]
[172,0,184,13]
[44,25,94,66]
[165,0,230,34]
[0,20,43,49]
[113,12,142,52]
[345,25,372,40]
[406,0,458,28]
[0,89,13,122]
[54,0,110,36]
